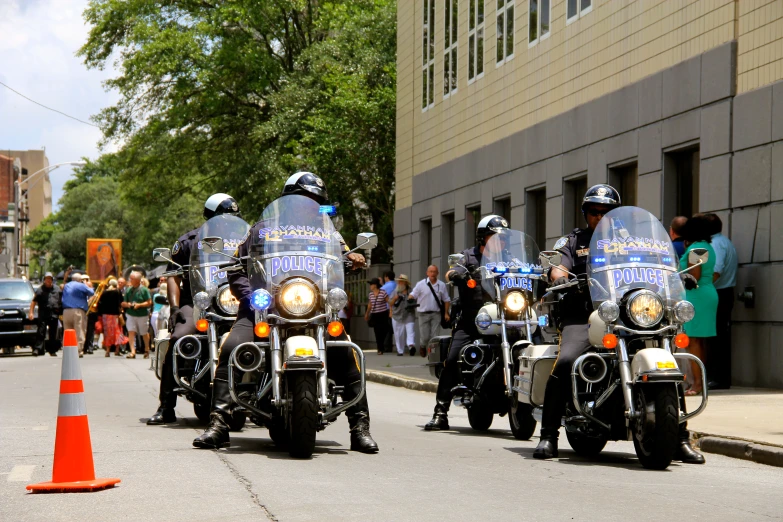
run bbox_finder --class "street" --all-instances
[1,352,782,522]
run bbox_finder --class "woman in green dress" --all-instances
[678,215,718,395]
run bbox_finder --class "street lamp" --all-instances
[13,161,87,277]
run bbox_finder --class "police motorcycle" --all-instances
[446,229,543,439]
[219,195,377,458]
[521,206,708,469]
[152,214,250,430]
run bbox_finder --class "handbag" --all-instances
[427,281,452,329]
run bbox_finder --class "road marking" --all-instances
[7,465,36,482]
[32,426,48,431]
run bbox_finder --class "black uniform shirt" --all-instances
[33,285,62,319]
[170,228,199,307]
[553,227,594,322]
[451,246,485,321]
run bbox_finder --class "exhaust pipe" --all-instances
[234,342,265,372]
[175,335,202,360]
[577,353,607,384]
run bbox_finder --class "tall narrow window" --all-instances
[567,0,591,23]
[497,0,514,65]
[444,0,458,97]
[528,0,549,45]
[422,0,435,110]
[468,0,485,82]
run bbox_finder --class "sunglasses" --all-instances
[586,209,609,217]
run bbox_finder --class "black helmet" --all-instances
[476,214,509,246]
[581,184,621,215]
[281,171,328,205]
[203,193,240,220]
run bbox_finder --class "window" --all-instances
[468,0,485,82]
[422,0,435,110]
[564,176,588,231]
[420,219,433,276]
[609,163,639,207]
[443,0,458,97]
[493,197,511,221]
[567,0,592,23]
[528,0,550,45]
[663,147,700,228]
[496,0,514,65]
[525,188,546,249]
[441,213,455,293]
[466,205,481,246]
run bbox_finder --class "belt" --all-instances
[418,311,439,314]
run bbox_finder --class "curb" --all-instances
[366,369,783,468]
[366,370,437,393]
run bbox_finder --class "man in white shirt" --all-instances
[409,265,450,357]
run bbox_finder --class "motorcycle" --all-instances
[217,194,377,458]
[442,229,544,439]
[519,206,708,469]
[151,214,250,429]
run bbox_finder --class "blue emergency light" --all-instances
[250,289,273,311]
[319,205,337,216]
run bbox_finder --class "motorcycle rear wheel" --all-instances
[508,396,537,440]
[288,372,318,458]
[227,411,246,432]
[632,384,679,470]
[467,404,494,431]
[193,402,211,424]
[566,431,608,457]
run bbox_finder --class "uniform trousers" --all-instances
[434,322,479,407]
[391,318,415,354]
[159,305,195,409]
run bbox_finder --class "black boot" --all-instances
[533,376,563,460]
[193,378,232,449]
[343,381,379,453]
[147,405,176,425]
[424,401,450,431]
[675,425,705,464]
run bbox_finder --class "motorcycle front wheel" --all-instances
[632,384,679,470]
[508,396,536,440]
[288,372,318,458]
[194,401,211,424]
[467,404,494,431]
[566,431,608,457]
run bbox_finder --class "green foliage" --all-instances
[76,0,397,262]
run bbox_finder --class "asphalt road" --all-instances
[1,352,782,522]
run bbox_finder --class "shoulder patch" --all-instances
[554,237,568,250]
[238,230,250,245]
[172,241,181,255]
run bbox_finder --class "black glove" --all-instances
[680,273,698,290]
[551,276,570,288]
[168,306,182,333]
[449,271,467,285]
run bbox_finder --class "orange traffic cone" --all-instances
[27,329,121,493]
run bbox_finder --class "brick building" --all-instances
[394,1,783,387]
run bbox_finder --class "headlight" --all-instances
[278,278,317,316]
[475,312,492,330]
[216,285,239,315]
[627,290,664,327]
[193,291,211,309]
[597,301,620,323]
[504,291,526,313]
[674,300,695,323]
[326,288,348,312]
[250,289,273,311]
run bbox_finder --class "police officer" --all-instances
[424,214,509,431]
[193,172,379,453]
[532,184,704,464]
[147,193,241,425]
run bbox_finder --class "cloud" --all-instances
[0,0,118,211]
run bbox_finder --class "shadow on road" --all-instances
[414,424,519,441]
[222,436,348,459]
[503,446,678,472]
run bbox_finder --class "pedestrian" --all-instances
[389,274,416,356]
[703,212,737,390]
[122,271,152,359]
[409,265,450,357]
[679,215,718,396]
[151,282,168,339]
[61,272,95,357]
[381,270,396,353]
[669,216,688,258]
[28,272,62,357]
[83,274,103,355]
[97,278,127,357]
[364,277,390,355]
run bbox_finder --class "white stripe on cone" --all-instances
[57,393,87,417]
[61,346,82,381]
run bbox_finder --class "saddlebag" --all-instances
[517,344,558,407]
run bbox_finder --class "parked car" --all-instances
[0,279,39,355]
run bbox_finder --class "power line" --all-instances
[0,80,100,128]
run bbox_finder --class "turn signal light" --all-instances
[195,319,209,332]
[327,320,344,337]
[602,333,618,349]
[467,279,477,289]
[254,322,271,338]
[674,333,690,349]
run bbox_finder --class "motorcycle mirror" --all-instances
[688,248,709,266]
[539,251,562,268]
[201,236,225,254]
[356,232,378,250]
[153,248,172,263]
[448,253,466,268]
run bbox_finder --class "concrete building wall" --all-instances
[11,150,51,231]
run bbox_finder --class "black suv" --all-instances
[0,279,38,354]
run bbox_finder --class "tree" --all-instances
[79,0,396,262]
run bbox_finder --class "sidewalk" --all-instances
[362,349,783,465]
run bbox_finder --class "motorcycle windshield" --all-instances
[481,230,542,301]
[190,215,251,296]
[248,195,344,307]
[588,206,684,309]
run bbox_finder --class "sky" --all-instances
[0,0,117,211]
